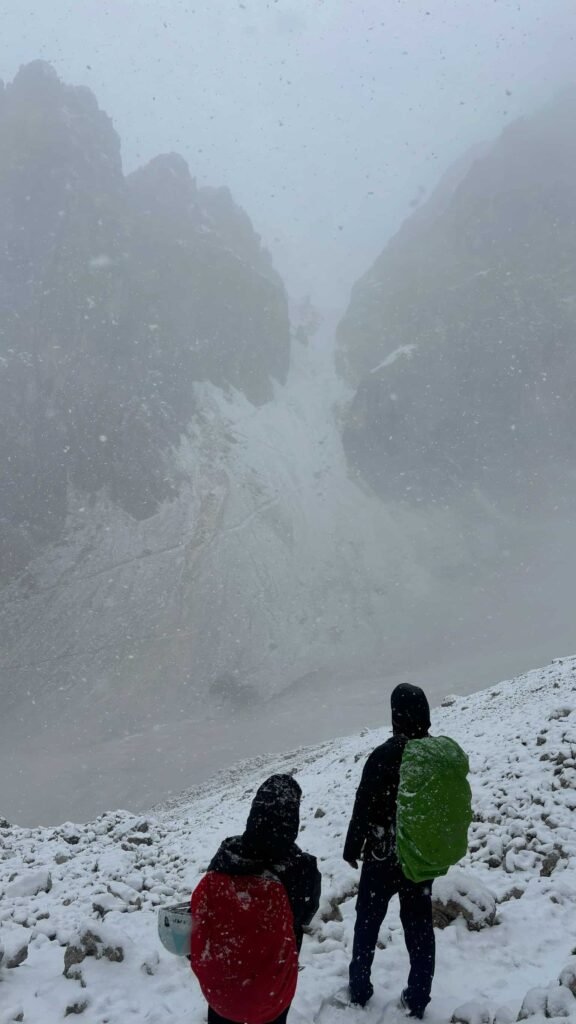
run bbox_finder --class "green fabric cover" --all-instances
[396,736,472,883]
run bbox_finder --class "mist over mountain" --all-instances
[0,64,396,824]
[1,65,576,826]
[338,90,576,508]
[0,61,289,578]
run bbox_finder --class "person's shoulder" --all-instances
[370,734,397,753]
[208,835,244,871]
[281,844,318,872]
[296,847,318,867]
[285,843,313,863]
[366,734,403,763]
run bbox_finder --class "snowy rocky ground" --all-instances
[3,658,576,1023]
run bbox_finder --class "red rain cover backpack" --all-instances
[190,870,298,1024]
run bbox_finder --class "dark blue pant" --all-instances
[349,861,435,1015]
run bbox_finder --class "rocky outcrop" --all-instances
[338,91,576,506]
[0,62,289,579]
[432,869,496,931]
[125,155,289,407]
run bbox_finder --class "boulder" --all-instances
[546,986,576,1018]
[517,989,548,1021]
[0,928,29,969]
[433,870,497,931]
[517,983,576,1020]
[64,1001,88,1017]
[63,927,124,977]
[494,1007,516,1024]
[0,1007,25,1023]
[451,1000,493,1024]
[6,869,52,898]
[558,960,576,997]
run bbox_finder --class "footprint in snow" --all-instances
[313,991,402,1024]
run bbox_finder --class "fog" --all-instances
[1,1,576,826]
[2,0,575,307]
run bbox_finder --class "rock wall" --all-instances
[0,62,290,578]
[338,91,576,506]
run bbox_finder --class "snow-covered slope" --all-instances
[3,658,576,1023]
[0,339,368,819]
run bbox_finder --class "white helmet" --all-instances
[158,902,192,957]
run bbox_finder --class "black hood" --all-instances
[243,774,301,859]
[208,774,302,873]
[391,683,431,739]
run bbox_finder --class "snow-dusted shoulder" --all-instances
[2,657,576,1023]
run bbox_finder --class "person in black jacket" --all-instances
[343,684,435,1018]
[206,773,321,1024]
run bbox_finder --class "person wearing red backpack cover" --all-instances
[191,774,321,1024]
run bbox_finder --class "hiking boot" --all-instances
[351,986,373,1008]
[399,990,424,1020]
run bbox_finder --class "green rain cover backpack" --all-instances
[396,736,472,883]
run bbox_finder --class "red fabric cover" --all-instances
[190,871,298,1024]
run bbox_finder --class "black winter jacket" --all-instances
[343,734,407,864]
[343,683,431,865]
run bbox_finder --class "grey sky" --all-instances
[2,0,575,311]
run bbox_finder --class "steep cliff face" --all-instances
[125,156,289,407]
[338,92,576,505]
[0,63,290,578]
